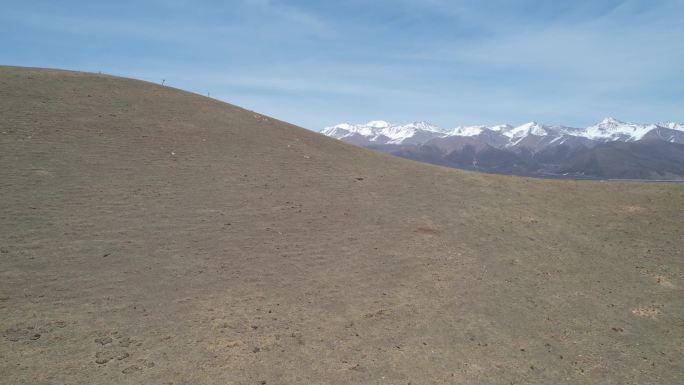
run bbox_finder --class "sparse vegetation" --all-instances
[1,67,683,384]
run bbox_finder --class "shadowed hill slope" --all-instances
[1,66,683,385]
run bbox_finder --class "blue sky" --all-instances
[2,0,683,129]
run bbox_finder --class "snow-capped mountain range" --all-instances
[320,118,684,180]
[321,118,684,146]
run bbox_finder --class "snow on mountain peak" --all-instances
[599,117,624,126]
[408,121,442,132]
[320,120,448,145]
[320,123,355,138]
[585,118,652,141]
[332,123,354,131]
[490,124,513,132]
[366,120,391,128]
[448,125,486,136]
[658,122,684,131]
[505,122,548,138]
[322,118,683,146]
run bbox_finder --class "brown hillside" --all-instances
[1,66,682,384]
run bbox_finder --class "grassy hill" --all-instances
[1,66,682,385]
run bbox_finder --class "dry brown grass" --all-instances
[1,66,683,385]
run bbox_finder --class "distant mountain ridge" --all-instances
[321,118,684,180]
